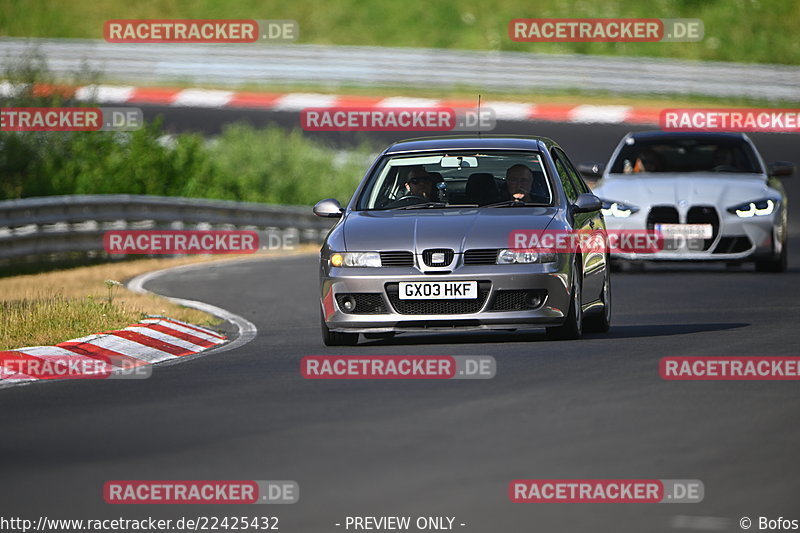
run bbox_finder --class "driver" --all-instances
[505,164,535,201]
[403,166,435,200]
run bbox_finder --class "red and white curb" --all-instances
[0,317,226,385]
[0,258,262,389]
[1,82,663,125]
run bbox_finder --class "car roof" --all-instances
[384,135,558,154]
[626,131,750,142]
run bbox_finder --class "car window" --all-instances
[554,147,590,195]
[552,149,579,203]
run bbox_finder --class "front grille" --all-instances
[336,293,388,314]
[646,205,680,226]
[713,236,752,254]
[422,248,454,267]
[647,205,680,250]
[464,249,499,265]
[385,281,491,314]
[686,205,720,251]
[489,290,547,311]
[380,251,414,267]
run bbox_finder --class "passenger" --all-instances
[633,148,662,172]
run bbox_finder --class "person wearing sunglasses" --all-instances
[403,166,435,200]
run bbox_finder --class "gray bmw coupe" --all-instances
[313,136,611,345]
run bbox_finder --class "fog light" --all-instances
[525,291,546,309]
[341,295,356,312]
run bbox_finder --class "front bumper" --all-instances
[605,210,779,262]
[320,262,572,333]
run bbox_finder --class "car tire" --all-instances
[321,310,359,346]
[755,239,787,273]
[546,259,583,341]
[584,264,611,334]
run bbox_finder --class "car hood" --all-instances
[342,207,558,252]
[593,173,772,208]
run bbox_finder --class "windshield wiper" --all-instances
[483,200,549,208]
[394,202,478,210]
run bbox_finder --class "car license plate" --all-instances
[398,281,477,300]
[655,223,713,239]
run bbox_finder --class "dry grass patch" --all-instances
[0,246,317,349]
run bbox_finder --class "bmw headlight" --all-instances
[727,199,776,218]
[497,249,556,264]
[330,252,382,267]
[600,199,640,218]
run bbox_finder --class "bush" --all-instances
[0,57,375,206]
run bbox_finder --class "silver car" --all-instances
[313,136,611,346]
[587,131,793,271]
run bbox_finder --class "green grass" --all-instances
[1,0,799,65]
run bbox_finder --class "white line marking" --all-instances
[172,89,235,107]
[569,104,632,123]
[377,97,440,108]
[272,93,338,111]
[74,85,135,103]
[127,259,260,364]
[485,102,536,120]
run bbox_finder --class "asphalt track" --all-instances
[1,108,799,533]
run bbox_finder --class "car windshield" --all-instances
[355,151,552,210]
[609,137,762,174]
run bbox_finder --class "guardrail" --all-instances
[1,38,798,101]
[0,194,333,269]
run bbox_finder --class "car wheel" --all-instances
[755,239,787,273]
[320,309,359,346]
[584,265,611,333]
[546,259,583,340]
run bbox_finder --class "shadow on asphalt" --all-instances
[359,322,748,346]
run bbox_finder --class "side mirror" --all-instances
[313,198,343,218]
[768,161,794,177]
[572,193,602,214]
[577,161,605,181]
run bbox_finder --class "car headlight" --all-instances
[600,199,640,218]
[727,199,776,218]
[497,249,556,264]
[330,252,382,267]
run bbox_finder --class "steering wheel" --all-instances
[385,195,428,208]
